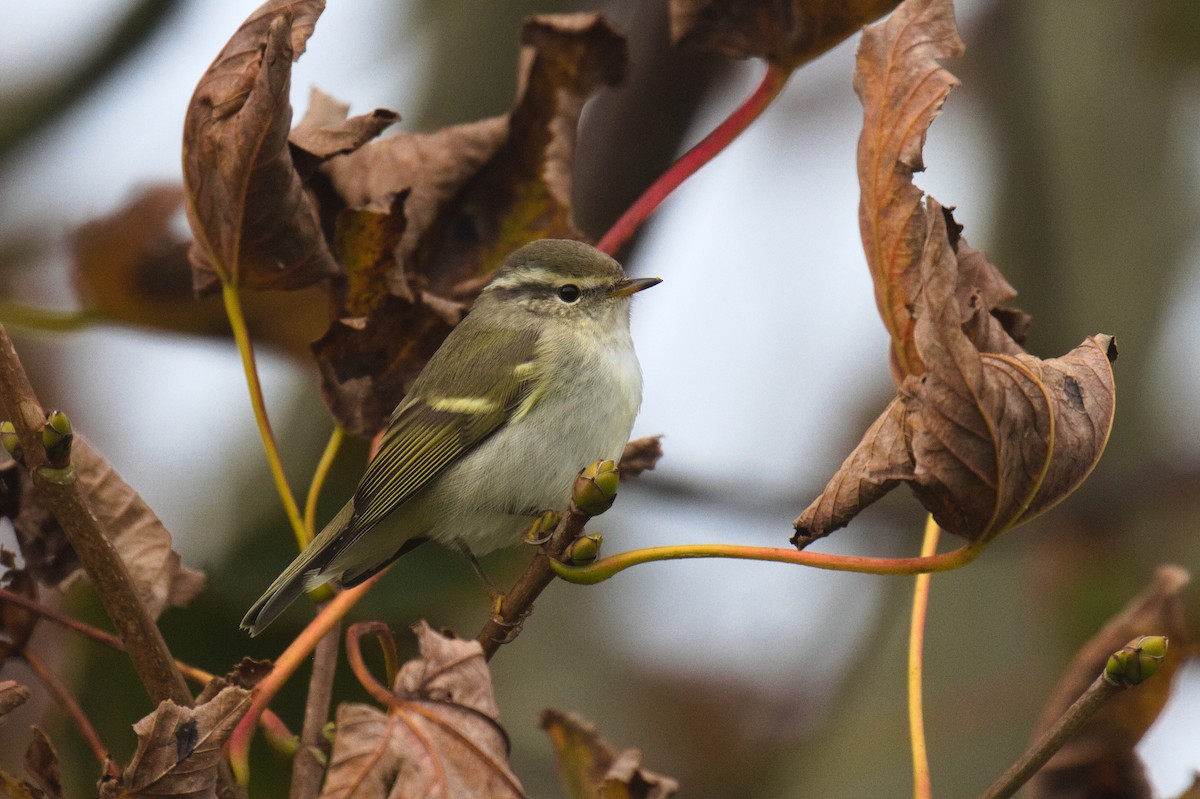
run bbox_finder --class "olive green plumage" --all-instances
[242,239,659,634]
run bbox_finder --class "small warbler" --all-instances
[242,239,659,634]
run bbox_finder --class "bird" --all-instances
[242,238,660,634]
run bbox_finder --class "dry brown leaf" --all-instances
[289,87,399,176]
[314,12,627,435]
[2,438,204,620]
[182,0,339,293]
[1027,566,1191,799]
[320,621,523,799]
[794,203,1116,545]
[70,186,332,355]
[72,186,213,334]
[669,0,902,68]
[23,729,62,799]
[0,680,30,717]
[99,686,251,799]
[541,709,678,799]
[855,0,964,382]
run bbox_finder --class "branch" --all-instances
[476,501,593,661]
[0,323,191,707]
[976,636,1168,799]
[289,622,340,799]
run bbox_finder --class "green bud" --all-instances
[564,534,602,565]
[573,459,619,516]
[0,421,22,465]
[523,510,561,544]
[1105,635,1167,687]
[42,410,73,467]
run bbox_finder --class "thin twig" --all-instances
[476,502,592,661]
[0,322,191,707]
[908,515,941,799]
[0,586,219,685]
[289,621,341,799]
[228,573,385,784]
[24,648,108,766]
[596,63,791,257]
[976,675,1120,799]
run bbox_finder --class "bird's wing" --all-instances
[349,323,542,532]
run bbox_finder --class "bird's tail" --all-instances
[241,500,355,636]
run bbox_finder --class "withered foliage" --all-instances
[1027,567,1191,799]
[98,686,251,799]
[792,0,1116,547]
[178,0,628,435]
[670,0,902,68]
[1,438,203,621]
[541,708,679,799]
[321,622,524,799]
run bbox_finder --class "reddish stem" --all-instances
[227,572,385,784]
[24,649,108,766]
[596,62,791,257]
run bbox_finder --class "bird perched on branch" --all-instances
[243,239,659,634]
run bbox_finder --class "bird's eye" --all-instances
[556,284,582,303]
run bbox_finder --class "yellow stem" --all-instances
[909,515,941,799]
[303,425,345,545]
[551,538,984,583]
[220,282,306,548]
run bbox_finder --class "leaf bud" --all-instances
[564,534,602,565]
[42,410,73,467]
[1105,635,1167,687]
[573,459,619,516]
[0,422,22,465]
[523,510,561,544]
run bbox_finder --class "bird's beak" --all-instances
[606,277,662,298]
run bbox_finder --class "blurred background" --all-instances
[2,1,1199,797]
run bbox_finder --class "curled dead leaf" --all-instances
[321,621,523,799]
[98,686,251,799]
[541,708,678,799]
[182,0,339,292]
[1027,566,1191,799]
[855,0,964,382]
[670,0,902,69]
[1,438,204,620]
[314,13,627,435]
[794,203,1117,545]
[289,87,399,176]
